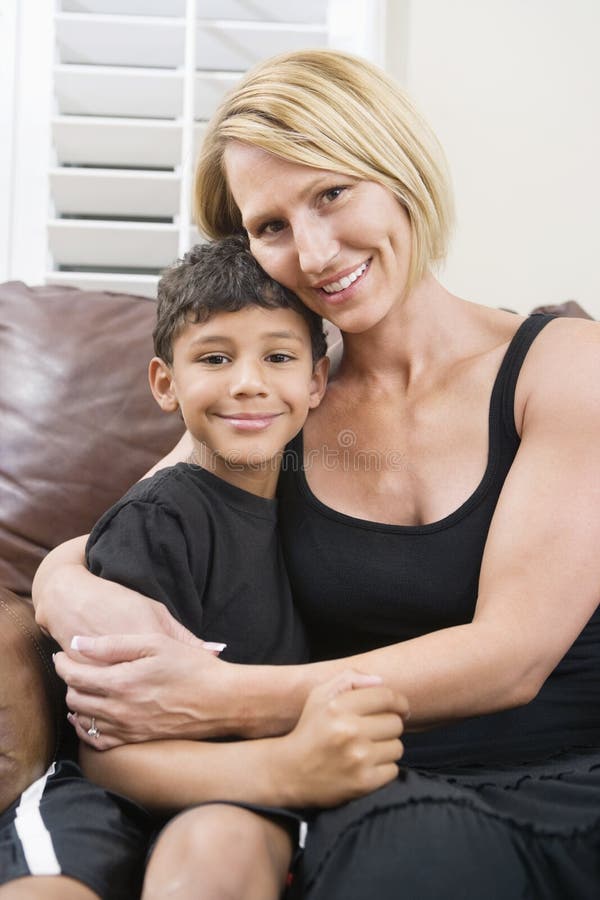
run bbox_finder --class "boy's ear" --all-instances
[148,357,179,412]
[308,356,330,409]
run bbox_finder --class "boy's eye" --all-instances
[266,353,294,363]
[200,354,229,365]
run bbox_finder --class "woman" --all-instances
[34,49,600,898]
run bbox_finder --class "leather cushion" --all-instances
[0,281,185,595]
[0,586,64,813]
[530,300,594,319]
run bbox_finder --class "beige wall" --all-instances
[385,0,600,317]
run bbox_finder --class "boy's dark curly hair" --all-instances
[154,234,327,365]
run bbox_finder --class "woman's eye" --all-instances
[258,220,285,236]
[323,186,346,203]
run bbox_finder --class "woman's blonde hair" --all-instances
[195,49,453,289]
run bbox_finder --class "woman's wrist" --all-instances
[225,661,315,739]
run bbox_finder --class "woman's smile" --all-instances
[316,259,371,297]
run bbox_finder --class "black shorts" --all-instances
[0,759,151,900]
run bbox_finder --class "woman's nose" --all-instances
[295,221,339,275]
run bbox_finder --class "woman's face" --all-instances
[223,142,413,334]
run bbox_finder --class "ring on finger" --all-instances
[87,716,100,739]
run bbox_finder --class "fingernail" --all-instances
[67,712,75,722]
[70,635,93,651]
[52,653,57,663]
[203,642,227,652]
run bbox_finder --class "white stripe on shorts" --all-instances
[14,762,62,875]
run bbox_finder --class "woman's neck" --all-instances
[337,273,469,391]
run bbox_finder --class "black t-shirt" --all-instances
[86,463,308,666]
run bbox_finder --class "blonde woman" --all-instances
[36,50,600,899]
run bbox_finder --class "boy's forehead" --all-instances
[179,305,312,345]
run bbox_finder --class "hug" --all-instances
[1,49,599,899]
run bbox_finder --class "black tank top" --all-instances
[278,315,600,765]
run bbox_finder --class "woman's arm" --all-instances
[32,537,194,650]
[141,430,194,479]
[53,321,600,740]
[32,433,195,649]
[78,672,407,814]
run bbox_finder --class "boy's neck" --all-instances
[188,443,281,499]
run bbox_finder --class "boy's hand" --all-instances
[277,670,408,807]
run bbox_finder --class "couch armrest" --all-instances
[0,586,65,814]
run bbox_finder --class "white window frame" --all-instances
[1,0,388,287]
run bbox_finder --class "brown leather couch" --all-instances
[0,280,184,813]
[0,280,592,815]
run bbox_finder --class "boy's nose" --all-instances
[229,361,269,397]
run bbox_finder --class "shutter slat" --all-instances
[56,15,326,73]
[199,0,327,22]
[51,168,180,217]
[62,1,185,15]
[52,117,185,168]
[48,219,179,268]
[56,14,184,68]
[196,22,328,72]
[62,0,325,23]
[54,65,183,118]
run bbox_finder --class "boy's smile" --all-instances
[150,305,327,497]
[214,412,283,431]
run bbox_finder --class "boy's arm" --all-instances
[78,670,407,814]
[79,737,290,815]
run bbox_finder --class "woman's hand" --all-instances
[277,670,408,808]
[54,633,236,750]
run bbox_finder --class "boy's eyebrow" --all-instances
[187,329,304,347]
[188,335,234,346]
[262,330,304,341]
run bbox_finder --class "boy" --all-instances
[82,235,329,898]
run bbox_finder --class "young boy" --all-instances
[83,235,329,898]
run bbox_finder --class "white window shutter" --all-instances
[44,0,385,298]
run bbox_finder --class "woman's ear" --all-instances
[308,356,330,409]
[148,357,179,412]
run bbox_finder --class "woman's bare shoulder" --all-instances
[517,316,600,430]
[522,315,599,376]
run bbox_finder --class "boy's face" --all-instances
[150,305,328,495]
